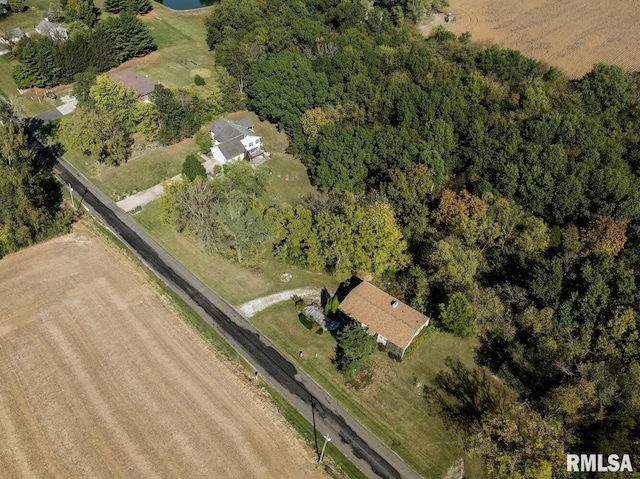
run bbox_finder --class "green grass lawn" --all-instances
[0,53,74,116]
[0,54,18,99]
[58,107,313,203]
[251,302,483,479]
[4,3,483,475]
[120,4,215,88]
[0,0,51,32]
[0,0,213,112]
[89,216,364,479]
[96,138,200,196]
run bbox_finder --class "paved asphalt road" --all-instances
[29,131,423,479]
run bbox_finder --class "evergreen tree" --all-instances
[8,0,26,12]
[101,12,156,63]
[47,3,65,22]
[150,85,198,146]
[104,0,152,15]
[335,321,377,377]
[182,153,206,181]
[12,37,60,88]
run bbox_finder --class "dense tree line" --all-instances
[0,106,72,257]
[204,0,640,476]
[159,161,271,264]
[104,0,152,15]
[12,12,155,88]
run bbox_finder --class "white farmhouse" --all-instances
[209,117,262,164]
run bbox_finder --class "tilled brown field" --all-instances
[425,0,640,78]
[0,226,326,479]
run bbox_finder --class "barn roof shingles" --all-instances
[108,69,156,97]
[339,281,429,351]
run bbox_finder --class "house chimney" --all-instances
[391,300,398,308]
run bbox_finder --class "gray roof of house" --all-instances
[218,141,246,161]
[36,19,56,34]
[210,117,259,161]
[236,117,254,129]
[210,118,255,143]
[8,27,24,39]
[36,19,67,39]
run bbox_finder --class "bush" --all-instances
[194,74,206,86]
[182,153,206,181]
[335,321,377,377]
[195,129,213,152]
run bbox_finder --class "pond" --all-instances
[153,0,216,10]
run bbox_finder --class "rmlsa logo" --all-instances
[567,454,633,472]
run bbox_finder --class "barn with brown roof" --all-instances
[338,280,430,358]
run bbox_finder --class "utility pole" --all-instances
[68,183,74,208]
[318,433,331,463]
[311,398,319,457]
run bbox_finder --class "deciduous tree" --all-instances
[64,0,97,26]
[440,292,477,338]
[89,74,138,131]
[469,402,565,479]
[265,203,323,269]
[583,215,628,257]
[59,106,133,165]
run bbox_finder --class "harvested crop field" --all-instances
[0,225,326,479]
[425,0,640,78]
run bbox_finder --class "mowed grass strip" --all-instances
[130,5,215,88]
[251,301,479,479]
[96,137,200,196]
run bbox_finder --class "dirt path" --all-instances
[0,226,326,479]
[237,288,320,318]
